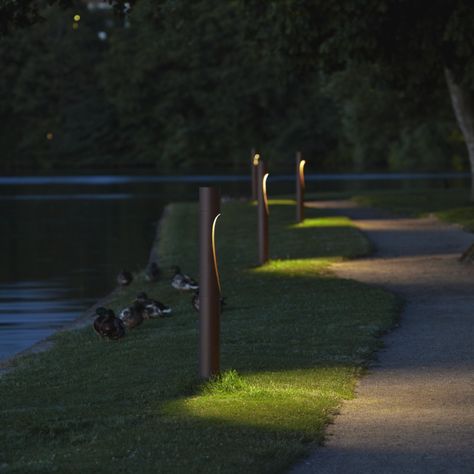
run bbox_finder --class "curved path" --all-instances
[290,200,474,474]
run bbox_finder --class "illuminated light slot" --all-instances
[73,14,81,22]
[211,213,222,294]
[262,173,270,214]
[253,153,260,166]
[299,159,306,190]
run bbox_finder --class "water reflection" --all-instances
[0,182,175,363]
[0,280,91,360]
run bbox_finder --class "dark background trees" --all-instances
[0,3,120,169]
[249,0,474,191]
[0,0,470,175]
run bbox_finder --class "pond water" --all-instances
[0,172,469,362]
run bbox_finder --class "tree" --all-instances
[0,0,75,35]
[0,3,121,169]
[100,0,340,171]
[2,0,471,175]
[244,0,474,197]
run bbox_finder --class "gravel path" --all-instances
[290,200,474,474]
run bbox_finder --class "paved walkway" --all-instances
[290,200,474,474]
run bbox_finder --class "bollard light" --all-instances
[296,151,306,223]
[199,187,221,379]
[257,160,269,265]
[251,150,259,201]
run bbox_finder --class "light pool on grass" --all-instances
[252,259,333,277]
[291,216,355,228]
[163,367,356,437]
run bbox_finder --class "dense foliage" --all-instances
[0,0,469,172]
[0,5,120,169]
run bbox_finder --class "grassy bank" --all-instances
[0,199,399,473]
[352,188,474,232]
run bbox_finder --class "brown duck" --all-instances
[93,308,125,340]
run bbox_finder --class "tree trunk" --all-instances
[444,67,474,202]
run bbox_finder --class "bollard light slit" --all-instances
[262,172,270,215]
[296,152,306,223]
[211,213,222,294]
[299,160,306,188]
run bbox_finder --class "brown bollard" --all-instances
[296,151,306,223]
[257,160,269,265]
[251,150,259,201]
[199,187,221,379]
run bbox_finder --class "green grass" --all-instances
[436,207,474,232]
[351,188,474,232]
[0,199,399,473]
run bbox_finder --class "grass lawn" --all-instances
[0,199,399,473]
[351,188,474,232]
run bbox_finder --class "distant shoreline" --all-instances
[0,171,470,185]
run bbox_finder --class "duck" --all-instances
[117,269,133,286]
[93,308,125,340]
[118,300,145,329]
[191,291,200,312]
[135,292,172,318]
[191,289,226,312]
[171,266,199,291]
[93,307,109,336]
[145,262,160,282]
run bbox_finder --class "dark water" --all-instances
[0,172,469,361]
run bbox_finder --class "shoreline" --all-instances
[0,204,171,377]
[0,288,121,376]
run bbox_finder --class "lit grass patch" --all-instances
[253,259,332,277]
[165,391,334,437]
[201,369,255,395]
[291,216,354,228]
[268,198,296,206]
[250,198,295,207]
[435,207,474,232]
[163,367,356,437]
